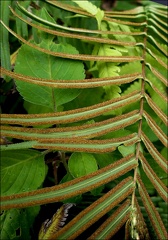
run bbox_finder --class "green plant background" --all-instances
[0,0,167,239]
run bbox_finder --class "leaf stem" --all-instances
[131,22,148,208]
[60,151,69,173]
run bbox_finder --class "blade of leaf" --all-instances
[0,206,40,240]
[137,174,168,240]
[1,154,137,210]
[0,90,141,125]
[88,200,131,239]
[1,110,141,140]
[52,177,134,240]
[143,111,167,147]
[0,0,11,81]
[14,41,85,109]
[141,132,167,172]
[145,93,167,125]
[0,21,143,62]
[139,151,168,202]
[0,66,142,89]
[1,149,46,196]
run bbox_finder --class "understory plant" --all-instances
[0,0,167,239]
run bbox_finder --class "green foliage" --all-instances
[1,149,46,196]
[68,152,98,177]
[15,41,85,111]
[0,0,167,239]
[1,207,40,240]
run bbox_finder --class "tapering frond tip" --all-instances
[125,197,151,240]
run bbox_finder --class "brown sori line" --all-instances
[88,199,131,240]
[52,177,134,240]
[12,75,138,88]
[143,111,167,147]
[137,174,168,239]
[30,166,135,211]
[1,127,137,143]
[145,78,168,102]
[105,213,130,240]
[106,7,144,15]
[34,135,139,152]
[1,154,135,201]
[141,131,167,172]
[0,23,143,62]
[146,49,167,69]
[1,164,136,210]
[1,111,140,141]
[1,67,141,86]
[46,0,95,18]
[1,110,140,133]
[144,93,167,125]
[11,7,141,45]
[39,116,138,139]
[150,66,167,86]
[46,0,145,27]
[34,145,117,153]
[139,151,168,202]
[37,133,138,143]
[0,90,141,119]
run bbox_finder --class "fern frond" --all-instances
[0,1,167,239]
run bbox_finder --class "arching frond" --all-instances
[0,1,167,239]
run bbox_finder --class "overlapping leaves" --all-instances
[0,0,167,239]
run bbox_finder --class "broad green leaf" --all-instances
[107,21,136,43]
[0,0,11,81]
[1,1,168,239]
[24,100,53,114]
[0,206,39,240]
[118,144,143,157]
[114,0,140,10]
[72,0,104,29]
[68,152,98,178]
[64,87,104,111]
[1,149,46,196]
[1,155,137,210]
[94,153,117,168]
[14,41,85,110]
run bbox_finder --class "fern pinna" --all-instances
[0,0,167,239]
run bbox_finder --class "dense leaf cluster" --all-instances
[0,0,167,239]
